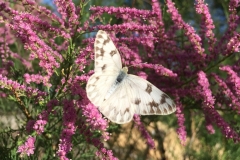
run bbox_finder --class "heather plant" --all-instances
[0,0,239,159]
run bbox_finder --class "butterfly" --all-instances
[86,30,176,124]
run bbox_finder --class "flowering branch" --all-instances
[0,0,239,159]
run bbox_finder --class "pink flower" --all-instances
[54,0,78,28]
[220,66,240,97]
[33,119,47,134]
[95,148,118,160]
[212,73,240,112]
[226,33,240,53]
[166,0,205,57]
[195,0,216,52]
[33,100,59,134]
[57,100,77,159]
[175,97,187,145]
[197,71,215,106]
[81,103,109,140]
[197,71,239,142]
[17,136,36,157]
[133,115,155,148]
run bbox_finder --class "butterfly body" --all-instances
[86,30,176,124]
[105,68,128,100]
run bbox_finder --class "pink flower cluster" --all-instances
[82,103,109,140]
[133,115,155,148]
[195,0,216,52]
[212,73,240,112]
[33,99,59,134]
[17,136,36,157]
[197,71,215,107]
[166,0,205,57]
[220,66,240,97]
[90,6,157,21]
[70,79,115,159]
[54,0,79,28]
[175,96,187,145]
[198,71,239,142]
[57,100,77,160]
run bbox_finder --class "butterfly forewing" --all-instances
[126,75,176,115]
[94,30,122,74]
[87,30,122,106]
[86,30,176,124]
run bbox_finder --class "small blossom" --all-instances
[226,33,240,53]
[95,148,118,160]
[33,100,58,134]
[33,119,47,134]
[228,0,240,32]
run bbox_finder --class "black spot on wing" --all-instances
[100,48,105,56]
[97,34,103,39]
[99,30,105,34]
[143,110,147,114]
[163,108,168,114]
[160,93,169,104]
[168,104,173,113]
[103,36,111,45]
[148,100,159,108]
[134,98,141,105]
[95,40,100,44]
[148,100,161,114]
[145,84,152,94]
[95,46,100,52]
[101,64,106,71]
[96,48,105,58]
[124,108,130,114]
[110,50,117,56]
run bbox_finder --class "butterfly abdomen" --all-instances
[104,70,127,100]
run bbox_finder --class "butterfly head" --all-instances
[122,67,128,74]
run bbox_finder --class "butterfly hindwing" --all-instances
[126,75,176,115]
[99,80,135,124]
[86,73,117,106]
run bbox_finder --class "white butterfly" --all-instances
[86,30,176,124]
